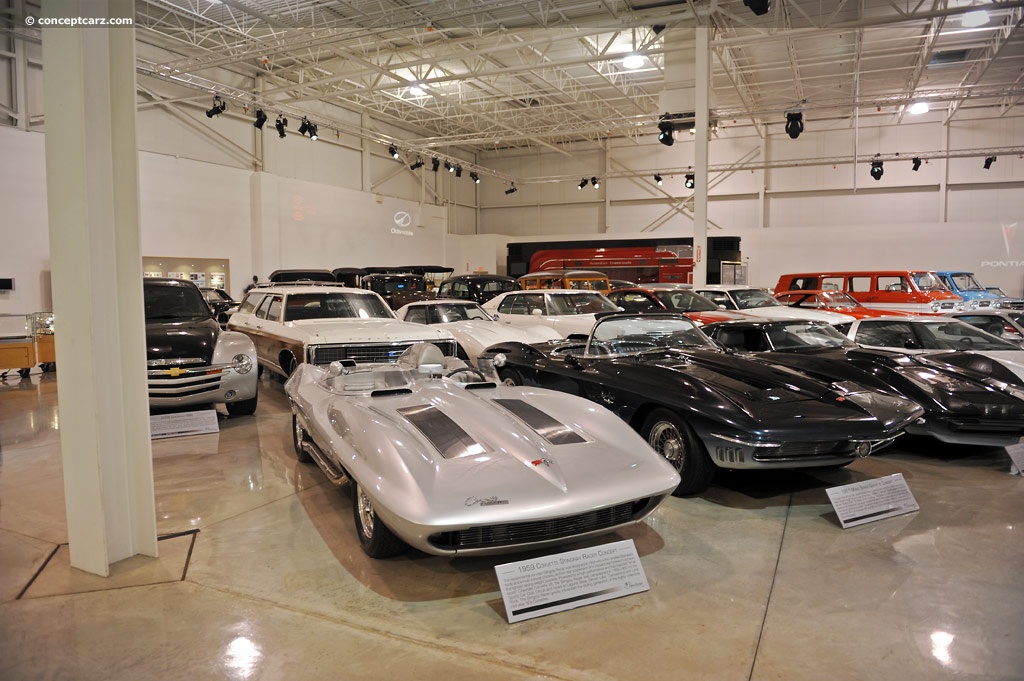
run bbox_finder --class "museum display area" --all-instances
[2,0,1024,679]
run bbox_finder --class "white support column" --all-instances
[14,0,29,130]
[692,27,710,288]
[41,0,157,576]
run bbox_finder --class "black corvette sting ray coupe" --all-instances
[702,318,1024,448]
[478,313,924,495]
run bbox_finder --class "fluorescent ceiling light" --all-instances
[622,54,645,69]
[909,101,929,115]
[961,9,989,27]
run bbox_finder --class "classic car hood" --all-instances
[145,319,219,363]
[289,318,454,343]
[608,349,922,433]
[742,307,856,324]
[916,350,1024,387]
[437,320,560,345]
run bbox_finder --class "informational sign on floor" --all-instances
[1004,442,1024,475]
[825,473,919,529]
[150,409,220,439]
[494,539,649,623]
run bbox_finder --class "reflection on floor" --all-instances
[2,371,1023,680]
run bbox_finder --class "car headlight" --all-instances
[492,352,507,368]
[930,301,941,312]
[954,301,964,311]
[232,353,253,374]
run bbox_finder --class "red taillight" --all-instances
[1004,324,1021,337]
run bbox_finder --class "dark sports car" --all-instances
[702,319,1024,447]
[479,313,924,495]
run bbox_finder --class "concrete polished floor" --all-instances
[1,371,1023,681]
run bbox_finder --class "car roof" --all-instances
[442,273,515,282]
[519,270,608,278]
[248,283,369,295]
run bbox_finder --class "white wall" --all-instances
[0,127,50,314]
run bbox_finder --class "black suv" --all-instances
[435,274,518,304]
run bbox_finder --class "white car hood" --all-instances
[437,320,561,344]
[743,307,856,324]
[290,318,455,343]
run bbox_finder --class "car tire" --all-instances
[351,480,407,559]
[282,353,298,377]
[226,393,258,416]
[641,408,716,496]
[498,368,523,386]
[291,413,312,463]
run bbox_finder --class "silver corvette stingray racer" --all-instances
[284,344,681,558]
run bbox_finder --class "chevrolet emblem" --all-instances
[163,367,187,377]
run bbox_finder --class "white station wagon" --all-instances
[228,283,457,378]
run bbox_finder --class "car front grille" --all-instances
[750,441,855,463]
[309,340,458,365]
[147,373,222,398]
[428,499,648,551]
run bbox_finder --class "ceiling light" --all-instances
[307,123,318,141]
[909,101,930,115]
[591,177,600,189]
[505,185,517,195]
[654,174,663,185]
[870,160,884,181]
[205,95,226,118]
[658,119,675,147]
[409,85,426,96]
[431,158,440,172]
[389,145,400,159]
[961,9,989,27]
[912,157,922,171]
[743,0,771,16]
[253,109,267,129]
[275,115,287,138]
[785,112,803,139]
[298,117,310,135]
[622,54,645,69]
[445,160,454,173]
[410,158,424,170]
[578,178,588,190]
[470,172,480,183]
[684,173,695,189]
[984,156,996,169]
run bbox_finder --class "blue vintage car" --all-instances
[934,271,1002,309]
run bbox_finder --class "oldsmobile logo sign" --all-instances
[391,211,414,236]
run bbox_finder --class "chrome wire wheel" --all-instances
[647,420,686,472]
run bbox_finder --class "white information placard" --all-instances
[494,539,649,623]
[826,473,919,529]
[1004,442,1024,475]
[150,410,220,439]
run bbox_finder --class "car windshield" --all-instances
[730,289,781,309]
[144,283,211,322]
[765,322,853,350]
[283,292,393,321]
[857,319,1018,350]
[654,290,718,312]
[912,272,947,291]
[949,273,984,291]
[547,292,619,315]
[587,316,716,355]
[202,289,233,304]
[428,303,491,322]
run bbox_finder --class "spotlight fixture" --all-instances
[909,101,929,115]
[205,95,226,118]
[505,185,517,195]
[578,178,588,190]
[307,123,318,141]
[446,161,455,173]
[654,174,663,185]
[470,172,480,183]
[431,158,440,172]
[684,173,695,189]
[785,111,803,139]
[743,0,771,16]
[622,53,645,70]
[409,158,424,170]
[298,117,310,135]
[591,177,600,189]
[870,160,884,181]
[389,145,400,159]
[984,156,996,169]
[912,157,922,171]
[658,119,675,147]
[455,165,463,178]
[253,109,267,129]
[275,115,287,138]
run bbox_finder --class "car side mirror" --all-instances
[565,354,582,369]
[904,338,920,350]
[531,308,543,316]
[717,304,727,310]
